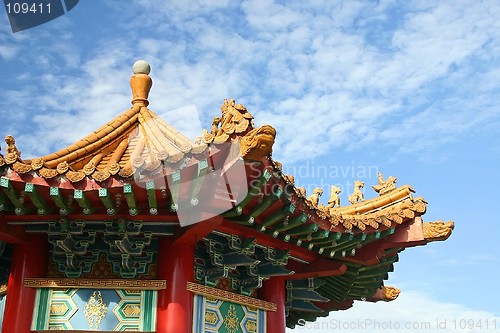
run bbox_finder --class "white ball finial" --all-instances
[133,60,151,75]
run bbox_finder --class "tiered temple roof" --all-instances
[0,61,453,329]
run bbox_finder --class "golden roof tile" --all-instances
[4,61,214,183]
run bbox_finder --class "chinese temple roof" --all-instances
[0,60,454,328]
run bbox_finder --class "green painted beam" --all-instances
[223,168,272,218]
[305,243,325,255]
[260,203,295,229]
[273,213,307,232]
[25,183,50,215]
[49,187,71,215]
[227,216,255,226]
[0,177,27,214]
[323,233,367,253]
[145,180,158,215]
[187,159,209,206]
[74,190,93,215]
[319,232,356,250]
[263,228,291,243]
[168,171,181,211]
[286,223,319,236]
[310,229,330,240]
[123,183,139,216]
[296,233,313,242]
[99,188,116,215]
[308,232,342,245]
[0,189,13,211]
[248,187,282,218]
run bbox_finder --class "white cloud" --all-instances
[287,291,500,332]
[2,1,500,164]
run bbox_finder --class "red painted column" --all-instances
[260,276,286,333]
[156,238,195,333]
[2,234,47,333]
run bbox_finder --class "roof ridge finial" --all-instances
[130,60,152,107]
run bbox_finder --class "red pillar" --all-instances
[156,238,195,333]
[2,234,47,333]
[260,277,286,333]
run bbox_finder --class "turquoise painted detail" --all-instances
[31,288,157,332]
[193,294,266,333]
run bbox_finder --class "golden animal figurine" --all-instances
[327,185,342,209]
[348,181,364,204]
[4,135,22,164]
[372,172,397,195]
[307,188,323,208]
[423,220,455,241]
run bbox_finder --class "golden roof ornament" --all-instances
[239,125,276,160]
[307,188,323,208]
[130,60,152,106]
[367,286,401,302]
[372,172,397,195]
[383,286,401,301]
[203,98,254,143]
[327,185,342,211]
[348,180,365,204]
[4,135,22,164]
[423,220,455,241]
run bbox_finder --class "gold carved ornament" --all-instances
[383,286,400,301]
[83,291,108,330]
[4,135,22,165]
[203,98,254,144]
[372,172,397,195]
[423,220,455,241]
[348,180,365,204]
[328,185,341,208]
[223,304,240,333]
[307,187,323,208]
[239,125,276,161]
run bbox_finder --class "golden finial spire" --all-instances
[130,60,152,106]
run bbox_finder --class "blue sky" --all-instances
[1,0,500,331]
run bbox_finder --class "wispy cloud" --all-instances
[2,1,499,164]
[287,290,500,332]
